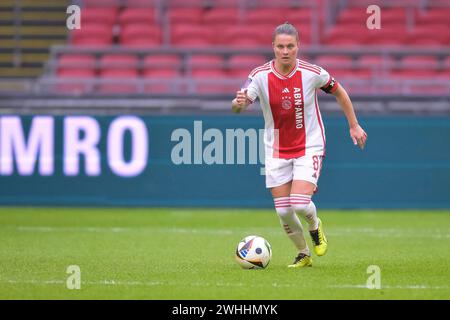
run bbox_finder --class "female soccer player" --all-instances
[231,23,367,268]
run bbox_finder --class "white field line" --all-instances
[14,226,234,235]
[11,226,450,239]
[1,279,449,290]
[328,284,450,290]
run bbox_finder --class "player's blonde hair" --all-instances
[272,22,299,42]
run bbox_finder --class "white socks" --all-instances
[290,194,319,231]
[274,197,310,255]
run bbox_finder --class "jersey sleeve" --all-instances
[241,74,259,103]
[315,66,339,94]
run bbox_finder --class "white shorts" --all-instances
[264,154,324,189]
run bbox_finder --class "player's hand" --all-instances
[235,89,249,107]
[350,124,367,150]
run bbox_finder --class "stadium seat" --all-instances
[143,55,182,71]
[357,55,395,72]
[57,54,96,70]
[246,9,287,25]
[143,69,182,94]
[228,55,267,70]
[99,69,139,94]
[120,24,162,47]
[389,69,438,79]
[190,54,224,70]
[399,55,440,70]
[315,55,354,69]
[228,55,267,78]
[331,69,373,80]
[442,56,450,70]
[191,69,235,94]
[202,8,241,25]
[323,24,368,46]
[167,8,204,24]
[82,0,119,7]
[285,8,314,27]
[219,25,272,46]
[166,0,206,7]
[57,69,96,94]
[71,24,113,46]
[363,26,408,45]
[119,8,156,26]
[406,25,449,46]
[415,8,450,25]
[81,8,117,26]
[99,54,139,70]
[171,24,214,46]
[337,7,407,25]
[126,0,159,7]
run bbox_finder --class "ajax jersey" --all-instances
[243,59,339,159]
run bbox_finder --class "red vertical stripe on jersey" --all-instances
[268,70,306,159]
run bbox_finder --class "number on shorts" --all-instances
[312,155,319,171]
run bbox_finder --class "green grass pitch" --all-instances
[0,208,449,299]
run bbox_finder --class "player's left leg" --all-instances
[291,156,328,257]
[291,180,327,256]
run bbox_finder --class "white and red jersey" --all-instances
[243,59,339,159]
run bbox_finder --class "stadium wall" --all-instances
[0,115,449,209]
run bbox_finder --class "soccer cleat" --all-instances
[310,218,328,256]
[288,253,312,268]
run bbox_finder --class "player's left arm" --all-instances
[331,84,368,150]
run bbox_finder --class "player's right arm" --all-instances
[231,89,251,114]
[232,74,259,114]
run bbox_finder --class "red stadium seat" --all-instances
[246,9,287,25]
[81,8,117,26]
[143,69,180,78]
[167,0,206,7]
[190,54,224,70]
[315,55,354,69]
[337,7,407,25]
[119,8,156,26]
[357,55,395,71]
[400,55,439,70]
[202,8,241,25]
[323,24,369,46]
[389,69,438,79]
[363,26,408,45]
[120,24,161,47]
[57,69,96,94]
[228,55,267,78]
[167,8,204,24]
[58,54,96,70]
[443,56,450,70]
[228,55,267,69]
[82,0,119,7]
[415,8,450,25]
[143,55,182,70]
[100,54,138,69]
[217,24,286,46]
[143,69,182,94]
[331,69,373,80]
[71,24,113,46]
[285,8,314,27]
[191,70,236,94]
[171,24,214,46]
[58,69,96,77]
[126,0,159,7]
[406,25,449,46]
[173,38,212,47]
[99,69,139,94]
